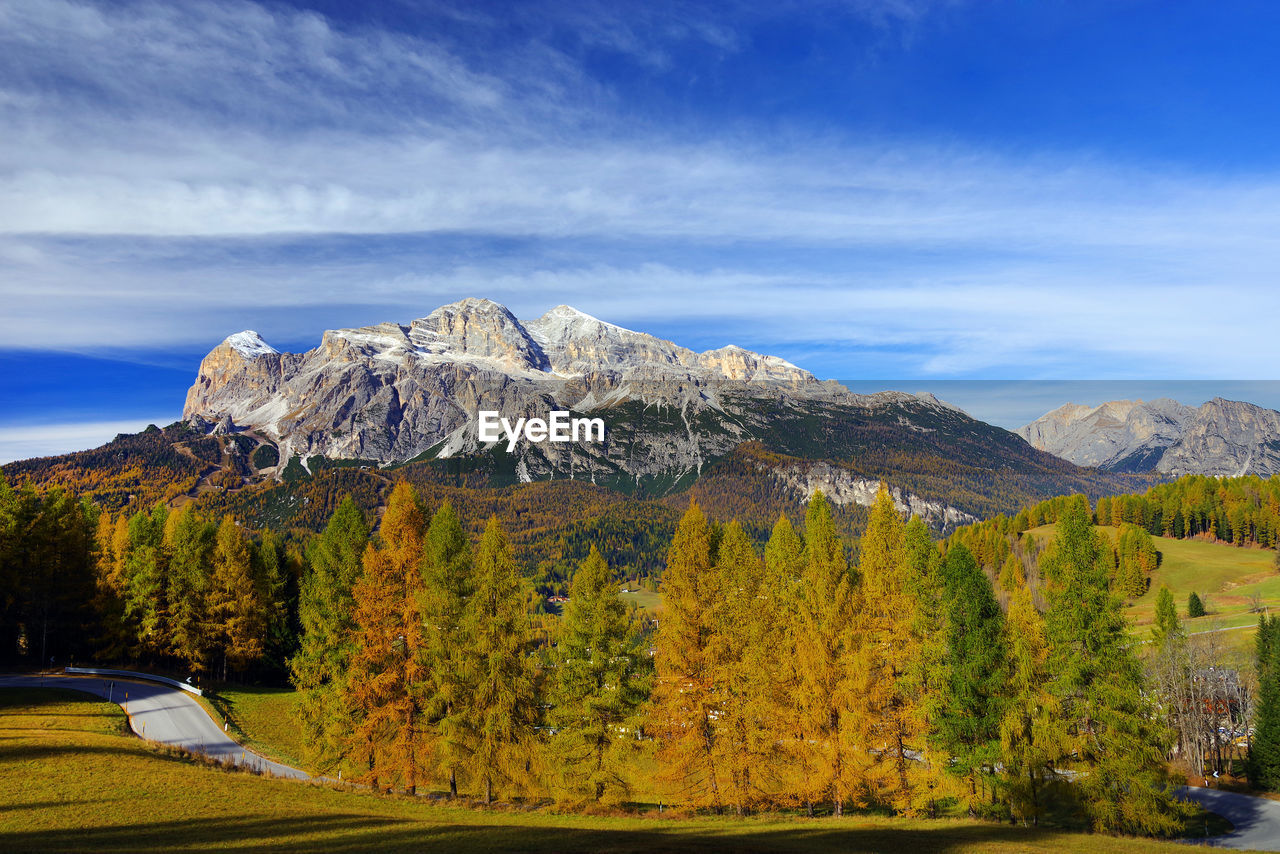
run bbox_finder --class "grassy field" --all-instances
[0,688,1223,853]
[204,685,307,770]
[619,587,663,612]
[1024,524,1277,649]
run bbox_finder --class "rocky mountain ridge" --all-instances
[178,297,1140,521]
[1018,397,1280,477]
[185,299,939,485]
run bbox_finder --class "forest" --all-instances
[11,469,1280,834]
[0,468,1247,835]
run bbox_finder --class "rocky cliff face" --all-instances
[764,458,978,530]
[183,298,928,491]
[1018,397,1280,476]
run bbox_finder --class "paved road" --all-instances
[1179,785,1280,850]
[0,673,307,780]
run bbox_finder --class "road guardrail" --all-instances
[64,666,204,696]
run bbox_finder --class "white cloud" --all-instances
[0,0,1276,380]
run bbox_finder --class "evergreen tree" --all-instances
[123,505,169,659]
[1152,586,1183,649]
[650,501,723,809]
[206,515,265,679]
[416,502,473,797]
[91,511,133,662]
[291,496,369,774]
[255,528,296,675]
[851,485,932,815]
[998,550,1025,593]
[164,505,214,669]
[707,521,776,814]
[791,492,857,816]
[1188,592,1206,618]
[1249,616,1280,788]
[1043,496,1185,835]
[905,516,952,816]
[933,543,1008,815]
[1000,584,1067,825]
[16,488,96,667]
[345,482,426,792]
[549,545,651,803]
[463,516,539,804]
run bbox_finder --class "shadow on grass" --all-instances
[0,687,118,711]
[0,740,218,766]
[0,813,1126,854]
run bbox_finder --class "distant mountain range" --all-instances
[12,300,1279,533]
[1018,397,1280,477]
[171,298,1132,526]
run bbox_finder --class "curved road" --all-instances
[0,673,307,780]
[1178,785,1280,850]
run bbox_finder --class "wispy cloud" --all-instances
[0,0,1276,381]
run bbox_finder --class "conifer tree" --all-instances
[650,500,723,809]
[933,544,1007,815]
[91,511,133,661]
[463,516,539,804]
[764,514,804,595]
[998,551,1025,593]
[791,492,856,816]
[1188,592,1206,618]
[763,514,806,803]
[851,485,931,815]
[416,502,473,797]
[1249,616,1280,788]
[1000,584,1066,825]
[1042,497,1184,835]
[207,515,265,680]
[124,505,169,659]
[904,516,952,815]
[255,529,295,674]
[164,505,214,669]
[345,482,426,793]
[292,496,369,774]
[1115,524,1157,600]
[549,545,651,803]
[1152,586,1182,649]
[707,521,776,814]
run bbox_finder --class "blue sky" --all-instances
[3,0,1280,461]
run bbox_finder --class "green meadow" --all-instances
[1025,524,1276,649]
[0,688,1220,853]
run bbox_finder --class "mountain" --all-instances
[1018,397,1280,476]
[184,299,829,484]
[173,297,1142,524]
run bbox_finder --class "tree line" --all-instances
[289,480,1187,833]
[291,482,652,803]
[0,473,296,679]
[0,470,1209,834]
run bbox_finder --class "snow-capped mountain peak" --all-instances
[224,331,278,359]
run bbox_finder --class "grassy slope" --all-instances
[0,688,1215,854]
[207,685,307,771]
[1025,524,1276,656]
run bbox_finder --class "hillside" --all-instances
[1024,523,1277,645]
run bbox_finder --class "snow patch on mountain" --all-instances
[225,331,278,359]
